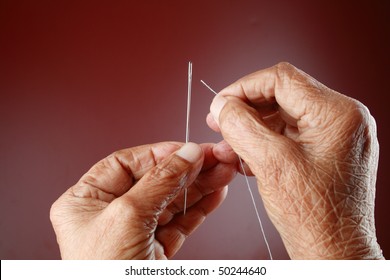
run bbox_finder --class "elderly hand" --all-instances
[208,62,383,259]
[50,142,236,259]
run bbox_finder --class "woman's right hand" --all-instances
[208,62,383,259]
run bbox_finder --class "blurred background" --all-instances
[0,0,389,259]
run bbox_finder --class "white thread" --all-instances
[200,80,217,95]
[183,62,192,215]
[239,157,273,260]
[201,79,273,260]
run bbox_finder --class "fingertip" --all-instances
[199,143,218,171]
[176,142,203,163]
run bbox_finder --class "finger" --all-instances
[208,62,357,170]
[157,144,236,225]
[199,143,220,171]
[209,107,285,136]
[72,142,184,200]
[212,140,238,164]
[155,187,228,258]
[215,62,349,134]
[206,112,221,132]
[160,162,235,222]
[210,94,300,174]
[124,142,204,218]
[213,140,254,175]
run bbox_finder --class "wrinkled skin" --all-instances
[51,62,384,260]
[50,142,236,259]
[208,62,384,259]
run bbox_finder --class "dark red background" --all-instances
[1,0,389,259]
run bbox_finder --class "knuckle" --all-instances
[111,195,139,219]
[155,158,180,178]
[329,99,379,160]
[148,157,189,189]
[275,61,298,79]
[345,100,372,128]
[274,62,300,90]
[276,61,295,72]
[49,200,59,224]
[49,192,68,223]
[111,149,137,170]
[275,62,321,94]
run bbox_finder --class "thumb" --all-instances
[124,142,203,217]
[210,94,296,175]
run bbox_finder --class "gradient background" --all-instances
[1,0,389,259]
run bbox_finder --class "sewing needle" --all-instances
[184,61,192,215]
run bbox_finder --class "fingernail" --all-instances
[210,95,227,125]
[176,142,202,163]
